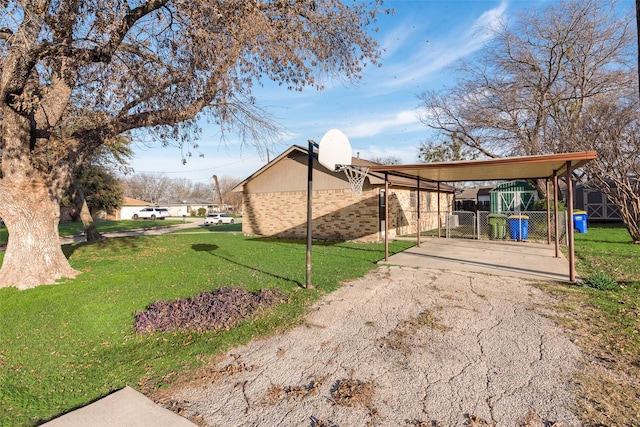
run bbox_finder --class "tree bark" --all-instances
[73,178,102,242]
[0,182,79,289]
[79,200,102,242]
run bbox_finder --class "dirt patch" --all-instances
[378,309,450,356]
[160,266,583,426]
[260,377,324,406]
[330,378,375,408]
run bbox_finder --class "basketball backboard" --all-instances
[317,129,352,171]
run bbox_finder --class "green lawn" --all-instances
[170,222,243,233]
[0,219,184,244]
[0,231,413,427]
[573,223,640,285]
[547,223,640,426]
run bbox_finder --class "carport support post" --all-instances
[565,162,576,282]
[553,173,560,258]
[384,172,389,261]
[546,179,551,245]
[437,182,441,238]
[417,176,421,247]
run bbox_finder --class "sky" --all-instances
[124,0,591,184]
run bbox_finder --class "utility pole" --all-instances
[637,0,640,99]
[212,175,224,212]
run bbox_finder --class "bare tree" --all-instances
[419,133,478,163]
[122,173,174,204]
[418,0,640,240]
[217,175,243,213]
[165,178,215,200]
[366,155,402,165]
[0,0,384,288]
[187,182,215,200]
[572,98,640,243]
[122,174,216,201]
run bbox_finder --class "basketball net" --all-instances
[341,165,369,196]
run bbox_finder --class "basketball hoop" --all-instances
[339,165,369,196]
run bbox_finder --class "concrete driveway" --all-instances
[384,237,573,282]
[45,238,582,426]
[153,242,581,426]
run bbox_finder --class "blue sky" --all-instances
[125,0,572,183]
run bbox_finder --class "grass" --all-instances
[0,219,184,244]
[573,223,640,285]
[0,230,413,427]
[170,222,243,233]
[542,223,640,426]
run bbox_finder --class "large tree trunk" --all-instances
[0,182,79,290]
[73,178,102,242]
[79,200,102,242]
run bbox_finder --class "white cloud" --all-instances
[380,1,508,89]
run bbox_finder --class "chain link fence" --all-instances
[406,210,568,243]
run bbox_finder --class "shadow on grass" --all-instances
[245,236,395,256]
[62,236,143,259]
[190,242,303,288]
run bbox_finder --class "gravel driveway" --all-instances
[158,266,582,427]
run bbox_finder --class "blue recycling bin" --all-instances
[573,210,588,233]
[508,215,529,241]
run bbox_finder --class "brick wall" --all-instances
[242,186,452,242]
[390,189,452,236]
[242,187,381,242]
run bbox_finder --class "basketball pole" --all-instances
[306,139,318,289]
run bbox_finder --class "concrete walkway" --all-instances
[41,387,197,426]
[383,237,573,282]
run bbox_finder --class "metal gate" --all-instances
[445,211,477,239]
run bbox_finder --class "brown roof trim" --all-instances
[368,151,597,182]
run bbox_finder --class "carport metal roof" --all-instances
[368,151,597,182]
[369,151,598,283]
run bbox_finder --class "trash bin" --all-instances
[508,215,529,241]
[573,210,588,233]
[487,214,507,239]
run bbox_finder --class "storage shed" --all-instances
[489,181,538,213]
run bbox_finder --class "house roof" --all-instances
[368,151,597,182]
[232,145,456,193]
[158,198,217,206]
[122,197,150,206]
[456,188,476,200]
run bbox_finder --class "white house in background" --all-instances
[106,197,232,220]
[107,197,150,220]
[156,199,231,217]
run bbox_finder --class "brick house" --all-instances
[233,145,454,242]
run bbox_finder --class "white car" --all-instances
[132,207,169,220]
[204,213,235,225]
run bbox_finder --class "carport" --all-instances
[369,151,597,282]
